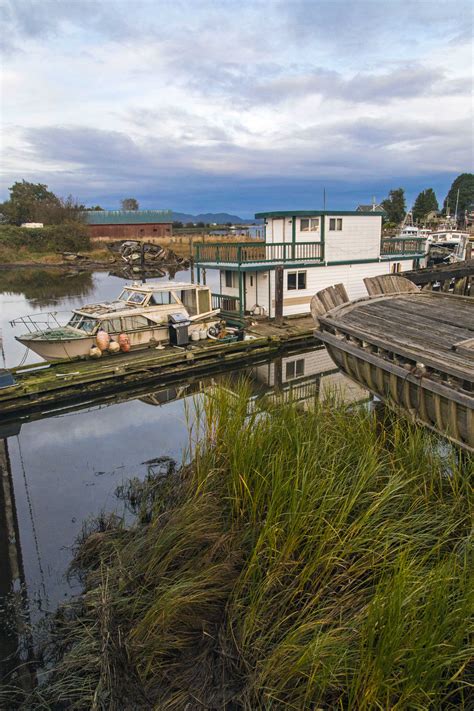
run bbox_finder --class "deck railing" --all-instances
[196,241,323,265]
[211,292,241,315]
[380,237,426,256]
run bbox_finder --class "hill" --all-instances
[171,211,253,224]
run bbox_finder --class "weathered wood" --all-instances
[314,289,474,451]
[364,274,419,296]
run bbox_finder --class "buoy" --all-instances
[191,330,200,341]
[108,340,120,354]
[89,346,102,359]
[96,330,110,351]
[118,333,131,352]
[199,329,207,340]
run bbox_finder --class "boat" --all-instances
[12,282,221,361]
[310,275,474,451]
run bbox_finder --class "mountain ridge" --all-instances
[171,211,253,224]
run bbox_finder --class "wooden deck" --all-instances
[312,282,474,451]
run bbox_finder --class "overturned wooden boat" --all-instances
[311,275,474,451]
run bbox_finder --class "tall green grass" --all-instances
[7,385,473,709]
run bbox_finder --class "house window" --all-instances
[287,270,307,290]
[286,358,305,380]
[225,270,236,288]
[300,218,320,232]
[329,218,343,231]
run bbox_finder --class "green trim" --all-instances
[197,255,424,272]
[255,210,385,218]
[291,216,296,260]
[238,269,244,317]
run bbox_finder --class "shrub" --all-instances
[0,222,91,253]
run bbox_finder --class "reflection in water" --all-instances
[0,433,35,691]
[0,346,368,687]
[0,269,95,308]
[0,269,369,690]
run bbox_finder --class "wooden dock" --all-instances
[403,258,474,296]
[0,317,315,420]
[311,276,474,451]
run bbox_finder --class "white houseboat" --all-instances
[194,210,426,319]
[13,282,220,361]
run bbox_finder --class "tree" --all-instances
[172,221,183,228]
[121,198,139,211]
[3,180,60,224]
[381,188,406,224]
[443,173,474,217]
[412,188,438,223]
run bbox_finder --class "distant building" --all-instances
[83,210,173,239]
[356,203,383,213]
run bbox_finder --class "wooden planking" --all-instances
[364,274,419,296]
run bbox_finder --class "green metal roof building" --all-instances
[83,210,173,239]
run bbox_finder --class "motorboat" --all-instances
[12,282,221,361]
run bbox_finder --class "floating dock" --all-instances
[0,317,315,420]
[311,276,474,451]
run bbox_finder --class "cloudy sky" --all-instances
[1,0,472,216]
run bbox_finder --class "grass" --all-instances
[4,385,473,709]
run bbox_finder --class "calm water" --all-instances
[0,268,365,681]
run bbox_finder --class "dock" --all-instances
[0,317,315,419]
[311,276,474,451]
[403,258,474,296]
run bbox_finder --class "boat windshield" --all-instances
[119,290,146,305]
[67,314,98,334]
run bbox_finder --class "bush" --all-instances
[0,222,91,253]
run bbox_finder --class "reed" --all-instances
[6,385,473,709]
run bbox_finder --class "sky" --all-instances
[0,0,473,217]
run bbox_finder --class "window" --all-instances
[100,318,122,333]
[118,290,146,304]
[77,317,98,334]
[68,313,82,329]
[329,218,343,231]
[300,218,319,232]
[286,358,305,380]
[149,291,176,305]
[121,315,151,330]
[225,270,236,288]
[287,271,307,290]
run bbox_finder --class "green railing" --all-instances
[196,241,323,265]
[380,237,426,256]
[211,292,241,314]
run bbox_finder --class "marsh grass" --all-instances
[5,384,473,709]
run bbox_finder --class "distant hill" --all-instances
[171,211,253,224]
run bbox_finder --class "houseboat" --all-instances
[194,210,426,319]
[13,282,221,361]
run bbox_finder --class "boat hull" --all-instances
[317,330,473,452]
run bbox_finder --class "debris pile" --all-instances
[108,240,190,268]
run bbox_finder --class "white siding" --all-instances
[324,215,382,261]
[278,259,415,316]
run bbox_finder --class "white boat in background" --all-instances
[13,282,221,361]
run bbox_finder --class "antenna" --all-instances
[454,188,460,221]
[323,188,326,210]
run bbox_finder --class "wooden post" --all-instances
[275,265,284,325]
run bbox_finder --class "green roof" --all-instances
[255,210,386,218]
[83,210,172,225]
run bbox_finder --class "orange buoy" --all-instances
[118,333,131,352]
[96,330,110,351]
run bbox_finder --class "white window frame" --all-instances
[329,218,343,231]
[287,270,307,291]
[300,217,320,232]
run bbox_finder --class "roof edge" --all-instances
[255,210,386,218]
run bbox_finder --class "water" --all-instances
[0,267,365,682]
